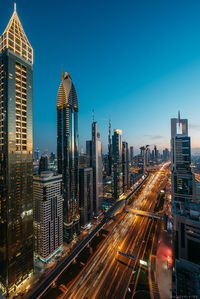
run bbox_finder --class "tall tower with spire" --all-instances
[57,71,80,242]
[0,4,33,295]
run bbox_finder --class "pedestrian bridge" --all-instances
[126,208,164,220]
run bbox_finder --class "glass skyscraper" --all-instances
[0,4,33,295]
[57,72,80,242]
[112,129,123,199]
[86,120,103,216]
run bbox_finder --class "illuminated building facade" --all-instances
[33,172,63,262]
[57,72,80,242]
[0,4,33,295]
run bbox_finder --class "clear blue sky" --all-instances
[1,0,200,154]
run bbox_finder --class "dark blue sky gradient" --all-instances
[1,0,200,153]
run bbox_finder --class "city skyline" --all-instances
[2,1,200,153]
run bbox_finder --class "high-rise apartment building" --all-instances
[86,118,103,216]
[79,168,93,226]
[0,5,33,294]
[57,72,79,242]
[122,141,130,193]
[112,129,123,199]
[33,172,63,262]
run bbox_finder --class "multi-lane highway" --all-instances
[45,163,170,299]
[27,169,149,299]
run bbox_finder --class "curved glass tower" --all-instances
[57,72,80,242]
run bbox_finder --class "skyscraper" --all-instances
[112,129,123,199]
[86,117,103,216]
[171,114,194,204]
[171,114,200,281]
[130,146,134,166]
[33,172,63,262]
[79,167,93,226]
[0,4,33,295]
[39,155,48,174]
[122,142,130,193]
[57,72,79,242]
[108,119,112,176]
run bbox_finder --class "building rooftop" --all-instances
[172,201,200,222]
[34,171,62,183]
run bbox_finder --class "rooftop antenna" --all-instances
[14,2,16,12]
[92,109,94,122]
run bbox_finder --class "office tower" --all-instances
[171,114,194,204]
[112,129,123,199]
[130,146,134,166]
[163,148,169,161]
[122,142,130,193]
[108,119,112,176]
[34,147,40,162]
[79,152,87,167]
[86,117,103,216]
[151,149,155,162]
[57,71,79,242]
[171,114,200,279]
[139,146,145,173]
[39,155,48,174]
[33,172,63,262]
[154,145,158,163]
[145,145,150,167]
[49,152,56,163]
[79,168,93,226]
[86,140,92,167]
[0,5,33,295]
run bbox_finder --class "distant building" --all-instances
[145,145,150,167]
[79,152,87,167]
[33,172,63,262]
[86,118,103,216]
[112,129,123,199]
[130,146,134,166]
[108,119,112,176]
[154,145,158,163]
[49,152,56,163]
[57,72,80,242]
[122,142,130,193]
[34,148,40,162]
[39,155,48,174]
[79,168,93,226]
[163,148,170,161]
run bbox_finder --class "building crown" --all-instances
[0,3,33,64]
